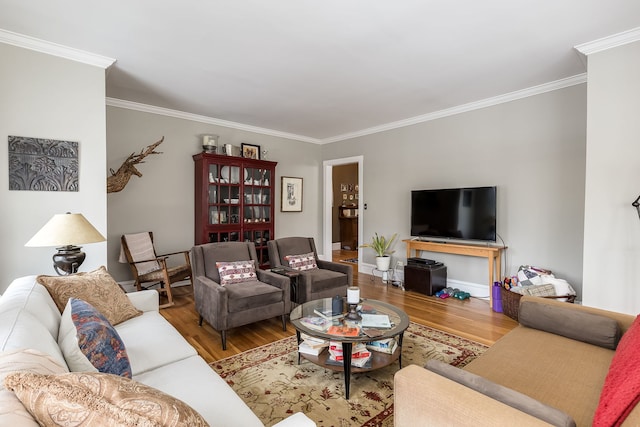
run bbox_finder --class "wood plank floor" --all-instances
[160,250,518,363]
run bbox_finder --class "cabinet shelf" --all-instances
[194,153,277,269]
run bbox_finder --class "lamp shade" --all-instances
[25,213,106,247]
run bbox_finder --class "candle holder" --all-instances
[345,286,361,320]
[345,303,361,321]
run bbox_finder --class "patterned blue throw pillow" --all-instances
[58,298,132,378]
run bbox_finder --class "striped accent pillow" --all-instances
[285,252,318,271]
[216,260,257,285]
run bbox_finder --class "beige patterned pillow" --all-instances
[37,266,142,326]
[216,260,257,285]
[284,252,318,271]
[0,349,68,427]
[4,371,209,427]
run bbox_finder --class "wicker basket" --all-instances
[500,287,576,321]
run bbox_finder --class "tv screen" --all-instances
[411,186,497,242]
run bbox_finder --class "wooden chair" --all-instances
[120,232,193,308]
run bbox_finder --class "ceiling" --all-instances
[1,1,640,143]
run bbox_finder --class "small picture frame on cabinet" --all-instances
[241,143,261,159]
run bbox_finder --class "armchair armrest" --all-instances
[257,270,291,311]
[126,290,159,312]
[193,275,228,330]
[256,270,290,291]
[394,365,559,427]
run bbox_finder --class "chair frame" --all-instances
[121,232,193,308]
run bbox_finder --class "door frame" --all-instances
[322,155,364,263]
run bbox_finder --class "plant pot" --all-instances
[376,256,391,271]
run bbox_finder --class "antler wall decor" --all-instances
[633,194,640,220]
[107,137,164,193]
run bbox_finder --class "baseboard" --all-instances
[359,263,489,298]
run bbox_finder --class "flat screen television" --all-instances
[411,186,497,243]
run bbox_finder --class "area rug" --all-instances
[340,258,358,263]
[210,322,488,426]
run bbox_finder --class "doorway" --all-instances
[322,156,364,265]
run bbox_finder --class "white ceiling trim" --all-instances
[575,26,640,56]
[0,29,115,69]
[109,74,587,146]
[323,74,588,144]
[106,98,321,144]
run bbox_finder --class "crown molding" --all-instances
[575,27,640,56]
[106,98,321,144]
[322,74,587,144]
[0,29,115,69]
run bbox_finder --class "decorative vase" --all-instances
[376,255,391,271]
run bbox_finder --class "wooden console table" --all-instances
[403,239,505,308]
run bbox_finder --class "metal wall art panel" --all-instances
[8,135,79,192]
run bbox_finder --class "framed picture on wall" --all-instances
[281,176,303,212]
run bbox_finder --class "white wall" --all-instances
[322,85,587,299]
[583,41,640,314]
[106,106,322,281]
[0,43,108,293]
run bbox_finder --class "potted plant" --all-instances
[360,232,397,271]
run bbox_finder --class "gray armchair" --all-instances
[191,242,290,350]
[267,237,352,304]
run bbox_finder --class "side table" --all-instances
[271,267,300,304]
[371,268,404,289]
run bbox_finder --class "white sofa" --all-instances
[0,275,314,427]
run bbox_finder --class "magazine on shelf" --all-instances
[366,337,398,354]
[300,333,329,348]
[298,342,327,356]
[327,342,372,367]
[299,316,332,332]
[360,314,392,328]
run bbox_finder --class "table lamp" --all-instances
[25,212,106,275]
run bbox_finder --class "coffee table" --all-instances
[290,298,410,399]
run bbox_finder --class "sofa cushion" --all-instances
[225,281,284,312]
[593,315,640,426]
[134,355,263,427]
[4,371,209,427]
[0,309,67,368]
[37,266,142,326]
[114,311,197,376]
[519,298,621,349]
[58,298,132,378]
[0,276,61,338]
[426,360,576,427]
[285,252,318,271]
[300,268,349,293]
[216,260,257,285]
[464,326,615,426]
[0,349,68,427]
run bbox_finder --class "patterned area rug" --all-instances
[340,258,358,263]
[210,323,488,426]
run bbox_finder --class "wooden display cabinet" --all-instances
[193,153,277,269]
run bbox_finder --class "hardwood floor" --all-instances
[160,250,518,363]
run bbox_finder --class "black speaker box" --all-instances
[404,264,447,296]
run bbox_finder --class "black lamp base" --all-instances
[53,245,85,275]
